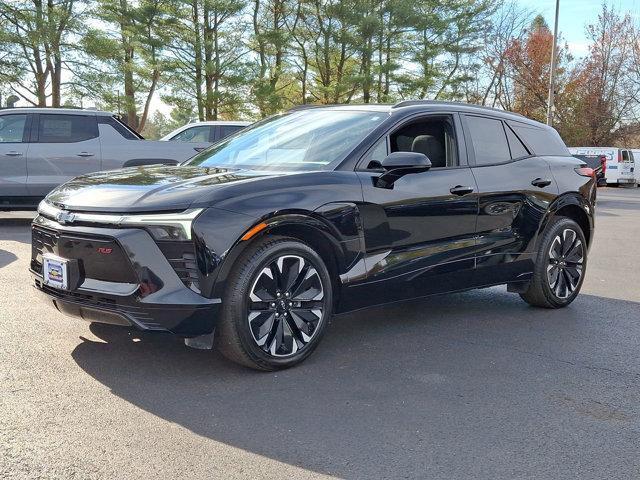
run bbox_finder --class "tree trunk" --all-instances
[203,0,214,120]
[193,0,204,120]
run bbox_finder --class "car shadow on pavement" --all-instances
[0,218,32,244]
[71,287,640,479]
[0,249,18,269]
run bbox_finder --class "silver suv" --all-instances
[0,108,210,210]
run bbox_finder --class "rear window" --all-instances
[465,115,511,165]
[218,125,245,140]
[509,123,570,156]
[37,114,98,143]
[171,126,211,142]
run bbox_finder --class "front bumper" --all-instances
[31,215,222,336]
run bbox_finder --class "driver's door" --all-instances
[352,113,479,305]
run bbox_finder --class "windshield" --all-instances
[186,110,387,171]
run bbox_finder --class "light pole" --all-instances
[546,0,560,126]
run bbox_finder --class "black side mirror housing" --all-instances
[376,152,432,188]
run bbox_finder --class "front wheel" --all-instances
[216,236,333,370]
[520,217,587,308]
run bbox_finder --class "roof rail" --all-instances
[287,104,329,112]
[287,102,393,112]
[392,100,526,118]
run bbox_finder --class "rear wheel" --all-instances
[216,236,332,370]
[519,217,587,308]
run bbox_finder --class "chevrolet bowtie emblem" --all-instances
[56,211,76,224]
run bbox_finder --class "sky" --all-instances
[517,0,640,58]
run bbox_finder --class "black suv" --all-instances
[31,101,596,370]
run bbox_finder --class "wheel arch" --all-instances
[539,193,594,248]
[209,210,359,303]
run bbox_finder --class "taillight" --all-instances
[618,150,622,162]
[575,166,595,178]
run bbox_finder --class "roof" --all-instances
[185,120,251,126]
[288,104,392,113]
[391,100,545,126]
[0,107,113,116]
[288,100,545,128]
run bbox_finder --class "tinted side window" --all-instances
[465,116,510,165]
[0,114,28,143]
[38,114,98,143]
[171,126,211,142]
[510,123,570,156]
[387,115,458,168]
[218,125,244,140]
[505,124,530,159]
[622,150,630,161]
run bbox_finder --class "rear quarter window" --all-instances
[97,116,141,140]
[509,123,570,156]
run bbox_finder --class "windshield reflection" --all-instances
[186,110,387,171]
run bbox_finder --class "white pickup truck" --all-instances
[0,108,211,210]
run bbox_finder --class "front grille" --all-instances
[31,227,58,274]
[155,241,201,293]
[31,225,137,283]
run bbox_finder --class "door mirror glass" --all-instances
[376,152,431,188]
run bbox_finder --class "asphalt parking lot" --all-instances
[1,187,640,479]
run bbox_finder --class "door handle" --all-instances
[5,151,22,157]
[450,185,474,196]
[77,152,95,157]
[531,178,552,188]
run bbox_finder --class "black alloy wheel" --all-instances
[520,217,587,308]
[248,254,325,356]
[216,236,332,370]
[546,228,584,299]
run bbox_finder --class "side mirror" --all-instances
[376,152,431,188]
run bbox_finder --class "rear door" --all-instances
[619,150,635,184]
[27,113,101,196]
[0,113,31,198]
[463,115,559,284]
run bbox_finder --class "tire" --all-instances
[519,217,587,309]
[215,236,333,370]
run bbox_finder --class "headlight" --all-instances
[118,210,203,241]
[37,200,203,241]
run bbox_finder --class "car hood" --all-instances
[45,165,278,213]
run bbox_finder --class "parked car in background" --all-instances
[569,152,607,186]
[0,108,210,210]
[568,147,636,187]
[161,121,251,143]
[31,101,596,370]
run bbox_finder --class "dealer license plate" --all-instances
[43,254,69,290]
